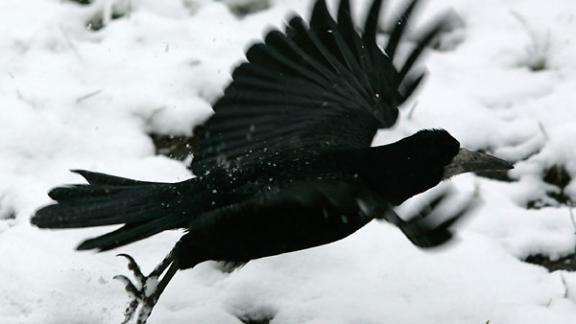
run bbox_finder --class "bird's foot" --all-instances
[113,254,167,324]
[391,187,480,248]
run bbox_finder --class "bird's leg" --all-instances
[113,247,179,324]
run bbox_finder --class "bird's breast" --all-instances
[184,199,371,263]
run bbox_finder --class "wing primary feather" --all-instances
[218,89,349,109]
[264,30,369,105]
[289,16,375,103]
[335,1,379,97]
[246,32,370,108]
[397,18,445,83]
[310,0,358,72]
[231,62,283,83]
[336,0,357,58]
[198,105,350,159]
[206,114,311,134]
[385,0,419,60]
[337,0,353,27]
[205,105,348,145]
[362,0,385,47]
[269,32,373,109]
[246,43,331,88]
[198,123,310,149]
[302,15,347,75]
[265,30,336,80]
[287,16,336,74]
[398,72,425,102]
[230,64,328,97]
[232,74,358,107]
[308,1,369,91]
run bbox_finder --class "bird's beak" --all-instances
[442,148,514,179]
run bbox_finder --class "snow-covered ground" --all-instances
[1,0,576,323]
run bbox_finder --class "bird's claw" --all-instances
[117,254,146,282]
[396,188,480,248]
[114,254,162,324]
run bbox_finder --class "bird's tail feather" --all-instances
[31,170,191,251]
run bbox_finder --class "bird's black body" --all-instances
[31,0,512,322]
[175,129,461,268]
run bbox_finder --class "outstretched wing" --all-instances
[191,0,445,175]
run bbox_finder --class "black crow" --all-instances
[32,0,512,323]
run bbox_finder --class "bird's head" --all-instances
[374,129,513,204]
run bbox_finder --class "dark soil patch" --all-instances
[68,0,92,5]
[524,253,576,272]
[223,0,271,18]
[150,134,197,161]
[527,165,572,209]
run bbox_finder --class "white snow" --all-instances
[1,0,576,323]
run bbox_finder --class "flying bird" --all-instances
[32,0,512,323]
